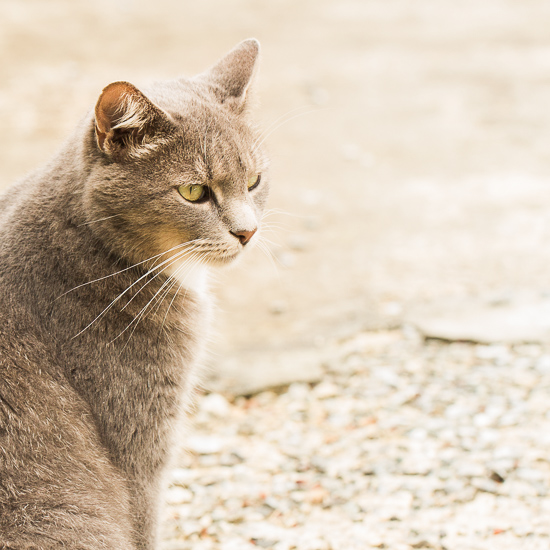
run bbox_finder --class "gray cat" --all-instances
[0,39,268,549]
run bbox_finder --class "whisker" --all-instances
[256,238,281,279]
[121,246,206,313]
[152,275,183,322]
[78,214,122,227]
[260,222,292,233]
[159,254,205,334]
[123,248,205,331]
[58,240,203,299]
[257,235,282,249]
[149,250,203,320]
[114,250,203,348]
[252,107,325,154]
[262,208,307,219]
[253,106,313,151]
[119,246,202,312]
[159,278,186,333]
[72,245,200,338]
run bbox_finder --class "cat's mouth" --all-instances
[207,249,241,266]
[177,246,242,269]
[211,232,261,266]
[193,240,251,266]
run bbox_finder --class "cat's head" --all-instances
[84,39,268,278]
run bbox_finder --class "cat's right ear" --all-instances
[198,39,260,115]
[94,81,173,160]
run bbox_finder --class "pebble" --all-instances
[199,393,231,417]
[185,435,224,455]
[161,330,550,549]
[165,487,194,505]
[287,235,308,252]
[269,300,288,315]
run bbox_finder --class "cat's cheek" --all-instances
[250,185,269,213]
[151,230,188,257]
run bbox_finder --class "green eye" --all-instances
[248,174,261,190]
[178,184,206,202]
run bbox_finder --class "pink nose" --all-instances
[231,228,257,245]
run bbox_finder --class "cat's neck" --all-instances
[164,261,211,301]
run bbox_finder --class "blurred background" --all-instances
[2,0,550,380]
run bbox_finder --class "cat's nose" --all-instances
[231,228,257,245]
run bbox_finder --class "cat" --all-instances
[0,38,268,550]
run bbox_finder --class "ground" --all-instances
[163,331,550,549]
[1,1,550,548]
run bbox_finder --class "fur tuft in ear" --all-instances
[200,39,260,114]
[95,81,173,160]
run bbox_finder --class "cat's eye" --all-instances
[247,174,261,191]
[178,184,206,202]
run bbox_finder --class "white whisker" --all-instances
[58,240,200,299]
[253,106,313,152]
[78,214,122,227]
[72,244,201,338]
[260,222,292,234]
[256,238,281,279]
[262,208,306,219]
[119,246,202,312]
[257,235,282,249]
[150,250,204,320]
[252,107,325,154]
[114,250,203,348]
[159,254,205,334]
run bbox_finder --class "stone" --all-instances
[185,435,224,455]
[199,393,231,417]
[165,487,194,505]
[407,294,550,344]
[205,348,324,396]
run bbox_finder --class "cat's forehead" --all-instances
[151,82,250,137]
[149,82,265,182]
[178,110,260,179]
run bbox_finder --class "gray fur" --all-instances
[0,39,268,550]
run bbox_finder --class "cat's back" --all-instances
[0,321,136,549]
[0,170,139,547]
[0,173,34,224]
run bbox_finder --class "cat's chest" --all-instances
[163,260,210,303]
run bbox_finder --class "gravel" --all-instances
[161,329,550,549]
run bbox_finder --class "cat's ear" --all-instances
[94,81,173,160]
[200,39,260,114]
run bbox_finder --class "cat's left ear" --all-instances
[94,81,174,160]
[199,38,260,114]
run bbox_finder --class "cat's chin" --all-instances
[208,251,242,267]
[210,239,260,268]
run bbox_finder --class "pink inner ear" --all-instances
[94,80,172,156]
[95,82,138,134]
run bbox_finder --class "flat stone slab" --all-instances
[205,348,324,396]
[407,295,550,344]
